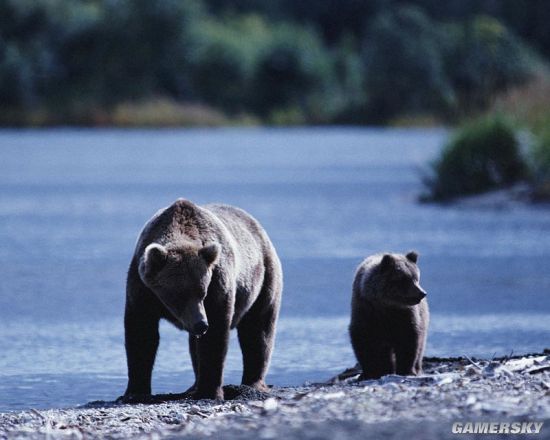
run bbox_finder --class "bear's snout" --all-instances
[192,320,209,337]
[402,285,427,305]
[414,283,427,299]
[414,290,427,303]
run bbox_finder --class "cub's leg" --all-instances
[350,321,395,379]
[394,330,422,375]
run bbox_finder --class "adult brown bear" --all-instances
[121,199,283,400]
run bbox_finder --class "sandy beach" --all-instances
[1,353,549,439]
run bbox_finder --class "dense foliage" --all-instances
[530,128,550,200]
[0,0,547,125]
[423,116,528,201]
[362,6,453,123]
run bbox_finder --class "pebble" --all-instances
[0,356,549,439]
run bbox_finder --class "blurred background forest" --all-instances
[1,0,549,127]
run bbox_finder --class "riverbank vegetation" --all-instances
[1,0,549,126]
[423,74,550,202]
[530,127,550,200]
[422,116,527,201]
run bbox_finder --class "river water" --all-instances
[1,127,549,411]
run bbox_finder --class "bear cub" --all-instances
[349,251,429,379]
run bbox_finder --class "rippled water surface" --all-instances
[1,128,549,411]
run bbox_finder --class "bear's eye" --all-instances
[397,275,412,288]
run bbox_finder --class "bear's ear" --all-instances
[380,254,394,270]
[139,243,168,280]
[199,243,220,266]
[406,251,419,263]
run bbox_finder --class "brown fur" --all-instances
[121,199,283,400]
[349,252,429,379]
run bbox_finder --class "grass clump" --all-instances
[423,115,528,201]
[111,99,232,127]
[490,73,550,201]
[492,74,550,133]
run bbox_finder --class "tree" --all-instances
[0,0,62,109]
[362,5,453,122]
[251,24,333,120]
[444,15,535,114]
[58,0,201,106]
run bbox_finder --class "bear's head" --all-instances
[138,242,220,336]
[375,251,427,307]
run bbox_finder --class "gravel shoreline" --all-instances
[2,354,550,439]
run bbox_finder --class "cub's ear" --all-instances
[139,243,168,281]
[406,251,419,263]
[380,254,394,270]
[199,243,220,266]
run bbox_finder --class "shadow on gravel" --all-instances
[83,384,272,408]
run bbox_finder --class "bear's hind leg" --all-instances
[237,272,282,392]
[237,306,277,392]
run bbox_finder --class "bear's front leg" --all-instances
[394,333,421,376]
[192,312,230,400]
[350,320,395,379]
[393,309,424,376]
[121,304,160,401]
[184,334,199,395]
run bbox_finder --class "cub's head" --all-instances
[138,242,220,336]
[375,251,427,307]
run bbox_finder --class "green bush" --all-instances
[251,23,334,121]
[38,0,202,109]
[443,16,535,115]
[326,40,367,124]
[0,43,33,107]
[531,128,550,200]
[189,35,249,112]
[188,15,268,113]
[362,5,454,123]
[188,15,338,122]
[423,115,528,201]
[0,0,63,108]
